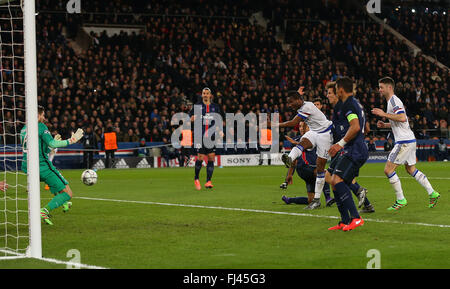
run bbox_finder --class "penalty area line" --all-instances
[75,196,450,229]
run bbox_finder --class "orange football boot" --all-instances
[328,222,346,231]
[342,218,364,231]
[194,179,201,190]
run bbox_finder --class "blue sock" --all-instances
[288,197,309,205]
[194,160,202,180]
[335,182,360,220]
[349,182,360,195]
[350,182,372,207]
[332,189,351,224]
[206,161,214,182]
[363,197,371,207]
[323,182,331,200]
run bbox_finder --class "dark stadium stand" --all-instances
[1,0,448,149]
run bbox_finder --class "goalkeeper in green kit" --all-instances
[21,106,84,225]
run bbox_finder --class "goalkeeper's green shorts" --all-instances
[39,161,69,195]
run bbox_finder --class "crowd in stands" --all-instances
[382,5,449,67]
[1,0,449,151]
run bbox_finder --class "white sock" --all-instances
[411,169,434,195]
[388,172,405,200]
[314,171,326,199]
[288,145,304,161]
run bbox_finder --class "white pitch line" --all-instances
[358,175,450,180]
[36,256,108,269]
[75,196,450,229]
[0,249,108,269]
[0,255,27,260]
[207,175,450,180]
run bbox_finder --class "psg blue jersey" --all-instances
[189,102,221,139]
[355,97,367,135]
[332,98,367,141]
[331,101,343,143]
[296,148,317,168]
[332,96,368,162]
[293,135,318,182]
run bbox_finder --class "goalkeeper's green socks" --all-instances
[44,192,72,212]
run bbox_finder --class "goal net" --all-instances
[0,0,41,259]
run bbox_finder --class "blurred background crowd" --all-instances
[1,0,448,152]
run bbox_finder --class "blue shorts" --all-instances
[327,154,340,175]
[329,152,365,184]
[196,146,216,155]
[296,164,316,193]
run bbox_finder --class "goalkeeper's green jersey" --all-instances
[20,122,69,172]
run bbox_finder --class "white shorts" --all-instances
[388,142,417,165]
[301,130,333,160]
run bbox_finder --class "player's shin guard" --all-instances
[288,145,304,162]
[194,160,202,180]
[410,169,434,195]
[387,172,405,200]
[314,171,326,199]
[44,192,71,212]
[206,161,214,182]
[335,182,360,219]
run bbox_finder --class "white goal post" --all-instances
[0,0,41,259]
[23,0,41,259]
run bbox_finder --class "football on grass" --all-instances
[81,169,97,186]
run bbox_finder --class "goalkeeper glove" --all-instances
[54,134,62,141]
[68,128,84,145]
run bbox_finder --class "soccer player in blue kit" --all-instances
[190,87,222,190]
[327,77,368,231]
[325,81,375,214]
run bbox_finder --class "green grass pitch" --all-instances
[1,162,449,269]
